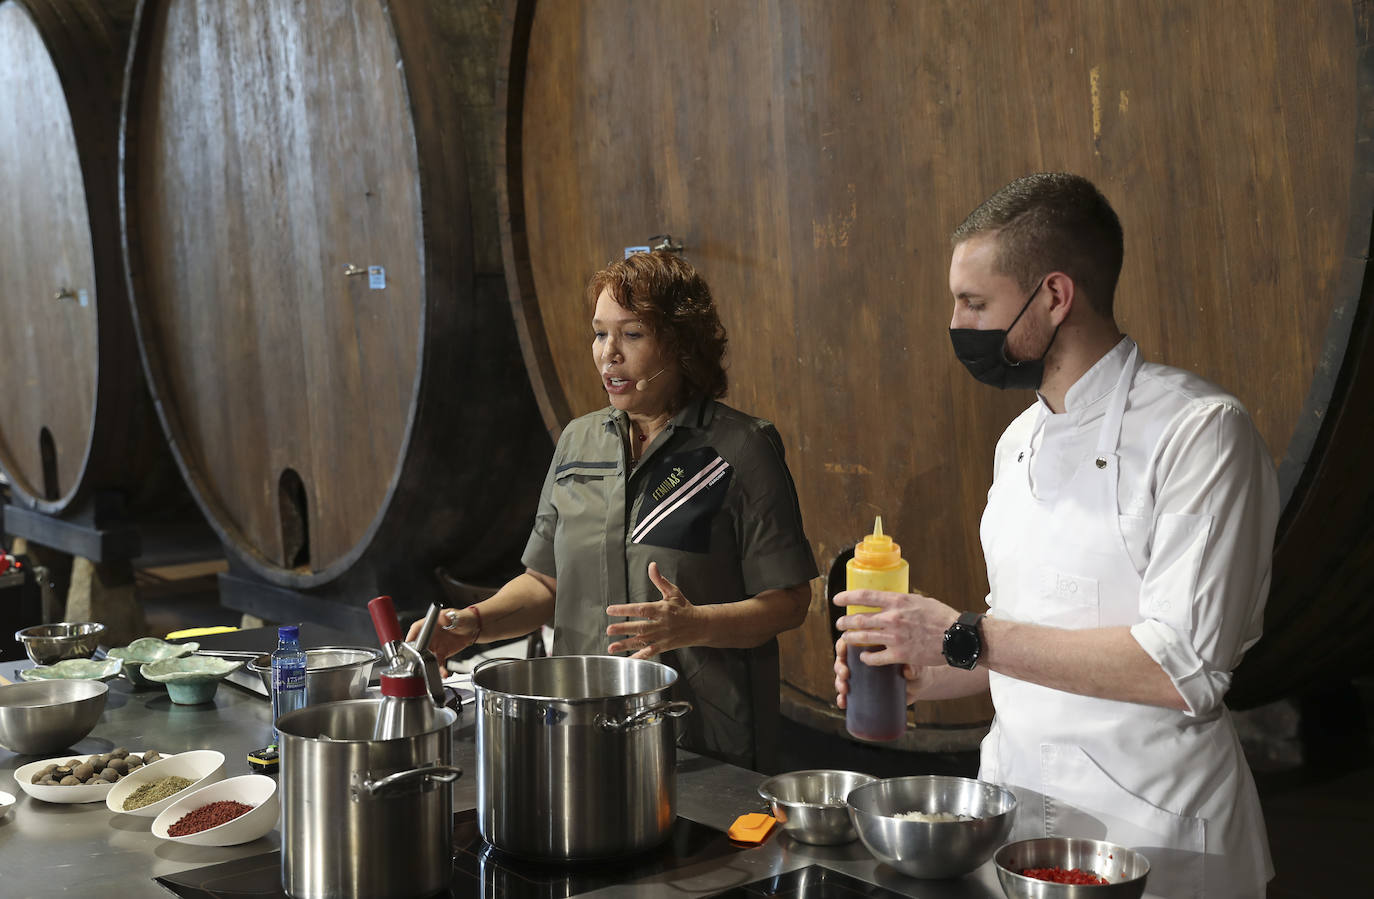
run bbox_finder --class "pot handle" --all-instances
[351,764,464,800]
[596,700,693,731]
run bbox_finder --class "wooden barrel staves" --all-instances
[0,0,171,531]
[498,0,1374,747]
[119,0,549,618]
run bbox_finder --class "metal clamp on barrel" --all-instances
[350,764,463,800]
[596,700,692,731]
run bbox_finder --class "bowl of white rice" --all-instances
[892,809,976,823]
[847,775,1017,879]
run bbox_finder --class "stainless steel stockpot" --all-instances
[276,699,461,899]
[474,655,691,860]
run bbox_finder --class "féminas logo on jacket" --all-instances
[632,448,732,553]
[651,467,686,502]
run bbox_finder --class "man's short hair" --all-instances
[951,173,1124,318]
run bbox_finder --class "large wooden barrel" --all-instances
[0,0,170,522]
[498,0,1374,745]
[120,0,549,604]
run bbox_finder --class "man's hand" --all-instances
[833,588,960,668]
[834,631,932,708]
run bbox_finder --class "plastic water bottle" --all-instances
[270,625,307,742]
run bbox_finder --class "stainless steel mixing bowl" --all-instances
[994,837,1150,897]
[758,769,877,844]
[247,646,382,702]
[0,679,109,754]
[13,622,106,665]
[847,775,1017,879]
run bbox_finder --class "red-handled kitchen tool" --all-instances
[369,596,444,740]
[372,643,440,740]
[368,595,405,653]
[369,594,411,683]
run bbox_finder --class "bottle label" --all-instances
[273,667,306,691]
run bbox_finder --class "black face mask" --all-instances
[949,276,1060,390]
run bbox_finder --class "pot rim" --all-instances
[275,698,456,742]
[472,654,678,705]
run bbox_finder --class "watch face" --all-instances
[944,625,980,667]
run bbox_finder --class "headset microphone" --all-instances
[636,369,665,391]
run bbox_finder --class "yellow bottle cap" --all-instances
[854,516,902,569]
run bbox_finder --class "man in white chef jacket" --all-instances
[834,172,1277,898]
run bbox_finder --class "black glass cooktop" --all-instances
[450,807,738,897]
[154,808,739,898]
[711,865,911,898]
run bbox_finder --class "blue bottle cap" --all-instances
[278,624,300,640]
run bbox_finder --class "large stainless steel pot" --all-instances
[474,655,691,860]
[276,699,461,899]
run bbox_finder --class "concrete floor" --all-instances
[135,575,1374,898]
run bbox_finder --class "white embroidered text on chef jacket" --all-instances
[980,337,1278,899]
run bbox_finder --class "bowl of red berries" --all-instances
[994,837,1149,897]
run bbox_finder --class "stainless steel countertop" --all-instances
[0,659,1018,899]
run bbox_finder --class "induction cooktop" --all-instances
[154,807,740,898]
[710,865,912,898]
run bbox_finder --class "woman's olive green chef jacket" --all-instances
[523,397,818,770]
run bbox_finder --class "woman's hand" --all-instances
[405,607,478,665]
[605,562,708,659]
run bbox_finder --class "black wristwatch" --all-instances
[942,611,986,670]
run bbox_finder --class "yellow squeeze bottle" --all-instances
[844,516,909,741]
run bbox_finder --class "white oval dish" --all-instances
[151,774,279,846]
[0,789,15,818]
[105,749,225,817]
[12,750,173,804]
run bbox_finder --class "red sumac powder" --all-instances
[168,800,254,836]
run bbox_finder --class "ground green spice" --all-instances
[122,775,193,810]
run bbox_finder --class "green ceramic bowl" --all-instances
[141,656,243,704]
[108,638,200,689]
[19,658,124,682]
